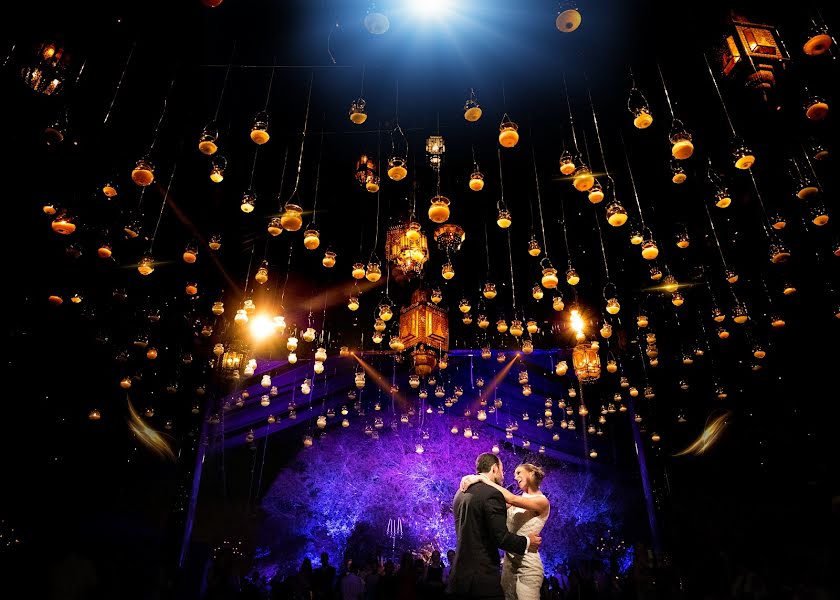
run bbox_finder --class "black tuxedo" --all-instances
[447,480,528,599]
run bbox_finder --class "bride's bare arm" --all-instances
[478,476,550,514]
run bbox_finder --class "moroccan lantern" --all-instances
[572,341,601,384]
[185,282,198,295]
[431,288,443,304]
[510,320,524,337]
[731,139,756,170]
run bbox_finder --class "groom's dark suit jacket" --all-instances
[447,480,528,599]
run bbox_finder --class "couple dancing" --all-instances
[448,452,551,600]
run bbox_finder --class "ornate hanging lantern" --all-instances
[20,41,76,96]
[483,282,497,299]
[426,135,445,170]
[572,341,601,384]
[441,261,455,280]
[355,154,379,192]
[469,169,485,191]
[349,98,367,124]
[720,13,789,98]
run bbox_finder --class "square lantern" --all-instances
[720,13,788,98]
[572,341,601,384]
[399,288,449,352]
[426,135,445,170]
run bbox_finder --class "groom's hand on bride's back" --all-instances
[527,533,542,552]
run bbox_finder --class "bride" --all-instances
[461,463,550,600]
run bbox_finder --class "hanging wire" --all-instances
[703,53,737,137]
[290,73,314,198]
[484,221,491,275]
[619,132,646,228]
[277,146,289,212]
[656,62,676,120]
[279,243,294,305]
[560,193,572,260]
[497,147,507,209]
[359,64,366,98]
[531,144,549,254]
[310,119,325,225]
[104,41,136,125]
[747,171,773,240]
[507,230,517,311]
[149,164,177,253]
[563,73,580,154]
[213,45,236,123]
[586,78,612,180]
[147,74,178,154]
[594,208,610,280]
[702,196,731,270]
[243,244,257,299]
[263,60,276,111]
[372,123,382,256]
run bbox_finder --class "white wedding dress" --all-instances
[501,492,549,600]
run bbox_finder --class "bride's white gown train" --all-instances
[501,492,549,600]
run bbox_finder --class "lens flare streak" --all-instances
[128,399,176,461]
[673,410,731,457]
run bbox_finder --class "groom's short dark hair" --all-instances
[476,452,500,474]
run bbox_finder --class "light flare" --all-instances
[674,410,731,456]
[127,399,176,461]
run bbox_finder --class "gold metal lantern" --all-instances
[572,341,601,384]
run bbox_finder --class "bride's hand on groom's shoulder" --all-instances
[459,474,483,492]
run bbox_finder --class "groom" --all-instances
[447,453,541,599]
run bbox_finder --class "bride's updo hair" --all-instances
[518,463,545,488]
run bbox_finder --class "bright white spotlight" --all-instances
[250,315,276,341]
[410,0,452,18]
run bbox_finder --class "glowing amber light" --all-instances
[349,98,367,124]
[483,282,497,299]
[441,262,455,280]
[805,98,829,121]
[250,112,270,144]
[185,282,198,295]
[428,196,450,224]
[559,151,576,175]
[352,262,366,279]
[347,295,359,311]
[670,128,694,160]
[633,107,653,129]
[566,267,580,286]
[572,165,594,192]
[588,182,605,204]
[51,213,76,235]
[322,251,336,268]
[131,158,155,186]
[556,5,582,32]
[365,261,382,282]
[606,298,620,315]
[532,285,544,300]
[303,229,320,250]
[715,189,732,208]
[496,209,512,229]
[98,244,112,259]
[498,120,519,148]
[469,171,484,191]
[553,296,564,311]
[137,254,155,276]
[387,156,408,181]
[641,238,659,260]
[572,341,601,384]
[280,203,303,231]
[606,202,628,227]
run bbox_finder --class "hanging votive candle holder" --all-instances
[532,284,544,300]
[606,201,628,226]
[462,312,473,325]
[51,211,76,235]
[442,261,455,280]
[671,291,684,306]
[498,118,520,148]
[428,195,450,223]
[732,138,756,170]
[559,150,576,175]
[714,187,731,208]
[349,98,367,124]
[98,242,112,259]
[387,156,408,181]
[209,155,226,183]
[131,157,155,186]
[553,295,565,311]
[209,234,222,250]
[483,282,497,299]
[810,204,829,226]
[671,159,687,184]
[496,207,512,229]
[769,241,790,264]
[137,253,155,276]
[606,297,621,315]
[525,236,542,257]
[632,104,653,129]
[732,303,749,324]
[303,228,320,250]
[669,121,694,159]
[250,111,270,145]
[347,294,359,311]
[637,313,649,328]
[588,180,605,204]
[676,229,690,249]
[630,226,644,245]
[280,203,303,231]
[255,263,269,285]
[805,94,829,121]
[527,319,538,334]
[322,250,336,268]
[464,93,482,122]
[641,236,659,260]
[350,262,365,279]
[649,266,663,280]
[496,319,508,333]
[431,288,443,303]
[566,266,580,286]
[769,212,786,230]
[600,322,613,338]
[198,124,219,155]
[572,163,595,192]
[239,189,256,214]
[510,320,524,337]
[469,170,484,191]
